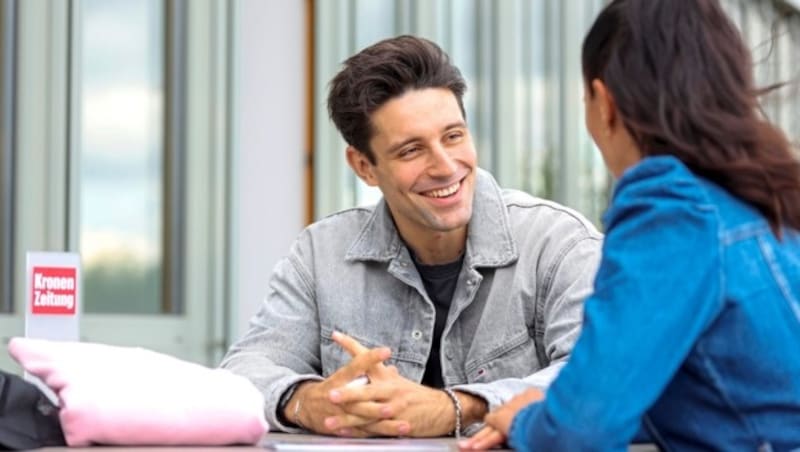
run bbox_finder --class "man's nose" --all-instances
[427,144,458,177]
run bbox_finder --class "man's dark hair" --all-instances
[327,35,467,164]
[583,0,800,236]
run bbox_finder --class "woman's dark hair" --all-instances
[327,35,466,164]
[582,0,800,236]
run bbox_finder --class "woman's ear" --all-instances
[591,79,617,133]
[346,146,378,187]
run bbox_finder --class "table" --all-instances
[35,432,659,451]
[34,433,470,451]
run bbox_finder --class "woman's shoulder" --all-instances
[616,156,700,194]
[602,156,721,257]
[608,156,710,217]
[621,156,767,230]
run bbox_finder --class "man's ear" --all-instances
[591,79,618,131]
[346,146,379,187]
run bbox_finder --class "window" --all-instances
[314,0,800,225]
[77,0,167,314]
[715,0,800,145]
[750,1,800,146]
[0,0,15,314]
[1,0,232,368]
[314,0,609,224]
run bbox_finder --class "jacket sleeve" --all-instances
[219,232,324,432]
[452,230,602,421]
[508,164,724,451]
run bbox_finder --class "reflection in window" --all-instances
[314,0,609,224]
[314,0,800,225]
[742,0,800,147]
[724,0,800,147]
[78,0,164,314]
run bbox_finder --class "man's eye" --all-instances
[399,147,419,158]
[446,132,463,141]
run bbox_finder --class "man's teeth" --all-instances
[425,181,460,198]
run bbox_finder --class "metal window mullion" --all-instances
[474,0,495,174]
[543,0,561,203]
[494,0,522,187]
[0,0,17,313]
[439,0,450,46]
[313,0,351,218]
[164,0,187,314]
[205,0,231,363]
[395,0,411,34]
[346,0,359,208]
[218,0,237,366]
[66,0,81,256]
[521,0,535,195]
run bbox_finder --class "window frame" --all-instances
[0,0,16,315]
[0,0,234,371]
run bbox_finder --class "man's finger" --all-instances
[333,397,404,420]
[332,331,370,356]
[329,345,391,386]
[324,411,375,430]
[347,346,392,375]
[356,419,412,437]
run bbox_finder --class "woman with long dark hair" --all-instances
[461,0,800,450]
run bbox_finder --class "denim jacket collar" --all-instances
[345,169,518,268]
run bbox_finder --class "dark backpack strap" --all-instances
[0,370,66,450]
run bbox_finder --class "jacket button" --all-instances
[466,279,475,286]
[411,330,422,340]
[445,350,453,360]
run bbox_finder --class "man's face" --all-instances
[348,88,477,241]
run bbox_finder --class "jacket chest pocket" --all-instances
[319,327,359,377]
[320,327,397,378]
[319,326,425,380]
[464,331,540,383]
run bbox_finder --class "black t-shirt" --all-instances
[413,255,464,388]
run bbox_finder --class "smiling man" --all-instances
[220,35,602,439]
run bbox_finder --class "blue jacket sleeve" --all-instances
[509,159,725,452]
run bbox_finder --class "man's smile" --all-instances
[421,180,461,198]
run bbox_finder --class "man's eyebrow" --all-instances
[442,121,467,131]
[386,136,421,155]
[385,121,467,155]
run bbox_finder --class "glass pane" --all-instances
[731,0,800,147]
[314,0,800,225]
[0,0,15,314]
[314,0,609,224]
[78,0,165,314]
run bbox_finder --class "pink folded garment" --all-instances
[7,337,268,446]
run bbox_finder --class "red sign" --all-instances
[30,266,77,315]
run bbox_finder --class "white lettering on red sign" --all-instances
[31,267,77,315]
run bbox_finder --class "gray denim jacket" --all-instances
[220,169,602,432]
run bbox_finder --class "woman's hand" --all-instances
[458,388,544,450]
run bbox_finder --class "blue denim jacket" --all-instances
[509,156,800,451]
[220,169,602,432]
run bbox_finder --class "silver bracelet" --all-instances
[442,388,463,440]
[292,392,308,431]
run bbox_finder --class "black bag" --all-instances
[0,370,66,450]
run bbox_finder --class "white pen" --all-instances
[345,375,369,387]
